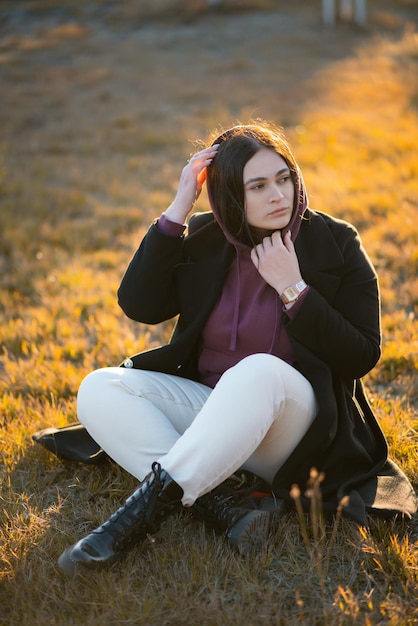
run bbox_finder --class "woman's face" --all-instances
[243,148,294,234]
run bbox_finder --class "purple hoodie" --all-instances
[158,167,309,388]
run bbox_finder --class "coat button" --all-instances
[123,358,134,368]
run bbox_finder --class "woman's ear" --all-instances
[197,168,207,186]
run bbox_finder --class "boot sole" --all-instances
[58,546,120,578]
[58,547,84,578]
[226,509,274,555]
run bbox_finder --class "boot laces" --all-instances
[200,488,258,529]
[98,462,167,541]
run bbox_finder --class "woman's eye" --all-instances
[278,176,290,184]
[251,184,264,190]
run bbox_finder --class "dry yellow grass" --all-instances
[0,1,417,624]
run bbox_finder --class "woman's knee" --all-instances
[227,353,285,384]
[78,367,117,397]
[77,368,121,420]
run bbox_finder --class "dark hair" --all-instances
[206,121,299,245]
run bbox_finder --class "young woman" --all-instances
[58,121,417,576]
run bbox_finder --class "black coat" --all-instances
[118,209,417,524]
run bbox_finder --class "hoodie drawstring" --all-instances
[228,246,280,354]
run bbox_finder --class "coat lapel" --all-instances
[296,211,345,302]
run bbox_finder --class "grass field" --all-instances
[0,1,417,624]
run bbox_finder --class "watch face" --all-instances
[284,286,298,301]
[280,280,307,304]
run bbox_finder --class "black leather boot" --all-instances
[193,484,285,555]
[58,462,183,577]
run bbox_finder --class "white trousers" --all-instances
[77,353,317,506]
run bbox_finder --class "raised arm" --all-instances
[118,145,219,324]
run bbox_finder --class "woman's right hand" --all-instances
[164,144,219,224]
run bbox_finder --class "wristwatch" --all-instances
[279,280,308,305]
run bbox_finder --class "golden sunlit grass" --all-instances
[0,1,417,624]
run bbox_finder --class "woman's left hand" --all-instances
[250,230,303,294]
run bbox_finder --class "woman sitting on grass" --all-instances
[58,120,417,576]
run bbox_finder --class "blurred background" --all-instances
[1,3,418,625]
